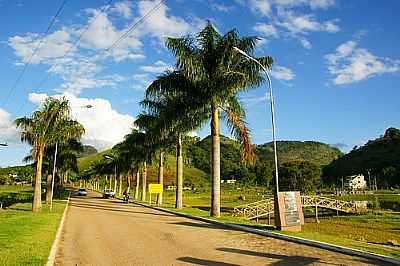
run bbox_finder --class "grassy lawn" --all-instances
[0,185,68,266]
[0,202,67,266]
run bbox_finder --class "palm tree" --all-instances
[117,129,154,201]
[15,97,84,212]
[143,71,209,208]
[164,22,273,217]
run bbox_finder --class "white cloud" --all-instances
[29,93,136,150]
[300,38,312,49]
[137,0,194,39]
[309,0,335,9]
[132,73,152,91]
[249,0,271,16]
[8,0,200,97]
[325,40,400,85]
[270,65,295,80]
[211,2,235,13]
[249,0,335,13]
[8,29,74,64]
[139,60,173,74]
[240,92,270,106]
[249,0,339,49]
[254,23,279,38]
[277,12,339,34]
[0,108,19,144]
[111,1,132,18]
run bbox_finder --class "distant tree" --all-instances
[278,161,321,192]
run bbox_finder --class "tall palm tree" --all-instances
[143,71,209,208]
[15,97,84,212]
[164,22,273,217]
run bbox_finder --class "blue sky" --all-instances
[0,0,399,167]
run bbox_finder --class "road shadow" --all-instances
[69,202,174,218]
[216,247,320,265]
[177,257,240,266]
[169,221,238,231]
[216,247,389,266]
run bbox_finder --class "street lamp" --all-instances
[104,155,117,190]
[233,47,280,194]
[50,104,92,211]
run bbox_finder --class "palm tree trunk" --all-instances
[157,151,164,205]
[126,172,131,195]
[211,102,221,217]
[32,145,44,212]
[176,134,183,209]
[135,170,140,200]
[118,174,122,197]
[50,142,58,211]
[46,174,52,205]
[141,162,147,201]
[113,174,117,193]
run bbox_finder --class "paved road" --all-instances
[55,191,387,266]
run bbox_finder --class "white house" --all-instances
[344,174,367,190]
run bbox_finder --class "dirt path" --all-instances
[54,191,388,265]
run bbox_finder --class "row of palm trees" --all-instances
[17,22,272,216]
[84,22,273,217]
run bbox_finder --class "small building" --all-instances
[344,174,367,190]
[221,176,237,184]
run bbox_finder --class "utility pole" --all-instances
[367,169,371,191]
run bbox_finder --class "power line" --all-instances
[16,0,166,116]
[61,0,166,93]
[15,0,114,116]
[1,0,68,109]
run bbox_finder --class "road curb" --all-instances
[133,201,400,266]
[46,193,70,266]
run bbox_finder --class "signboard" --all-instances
[274,191,304,232]
[283,192,301,226]
[148,184,163,194]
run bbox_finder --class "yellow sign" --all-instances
[148,184,163,194]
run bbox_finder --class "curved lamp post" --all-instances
[233,47,279,194]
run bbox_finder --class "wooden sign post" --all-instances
[274,191,304,232]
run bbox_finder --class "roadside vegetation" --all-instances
[0,200,66,265]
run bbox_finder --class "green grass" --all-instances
[286,213,400,258]
[0,201,67,266]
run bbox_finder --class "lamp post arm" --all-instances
[233,46,279,193]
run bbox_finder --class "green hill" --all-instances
[77,135,343,188]
[257,140,342,166]
[77,149,209,188]
[323,127,400,188]
[186,135,342,186]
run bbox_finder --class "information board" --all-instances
[283,192,301,226]
[148,184,163,194]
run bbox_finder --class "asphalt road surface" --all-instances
[54,191,388,266]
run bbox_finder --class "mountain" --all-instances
[78,145,98,158]
[323,128,400,188]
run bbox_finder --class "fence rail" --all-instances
[233,195,362,220]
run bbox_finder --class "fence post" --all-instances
[315,203,319,223]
